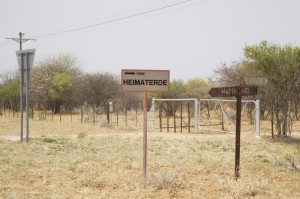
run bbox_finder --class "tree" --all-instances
[48,73,73,113]
[30,53,81,113]
[244,41,300,136]
[0,80,20,112]
[213,61,262,86]
[0,70,18,86]
[185,78,215,99]
[152,79,187,99]
[77,72,120,107]
[0,70,20,116]
[213,61,269,119]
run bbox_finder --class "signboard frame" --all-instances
[121,69,170,93]
[208,86,258,97]
[244,76,268,86]
[16,49,35,86]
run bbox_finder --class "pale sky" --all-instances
[1,0,300,81]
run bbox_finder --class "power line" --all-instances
[38,0,171,36]
[0,41,13,47]
[6,32,36,50]
[34,0,193,39]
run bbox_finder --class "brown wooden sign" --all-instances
[208,85,258,179]
[208,86,258,97]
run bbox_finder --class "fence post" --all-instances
[159,104,162,132]
[255,100,260,138]
[173,101,176,133]
[93,106,96,125]
[107,103,110,125]
[221,103,225,131]
[167,103,169,132]
[152,98,155,132]
[188,102,190,133]
[125,106,128,126]
[180,102,183,133]
[195,99,199,133]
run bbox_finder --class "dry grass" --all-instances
[0,115,300,198]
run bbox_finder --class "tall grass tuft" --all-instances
[77,132,87,139]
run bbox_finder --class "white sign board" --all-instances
[121,69,170,92]
[245,76,268,86]
[16,49,36,70]
[16,49,36,85]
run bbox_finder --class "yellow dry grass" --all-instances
[0,114,300,199]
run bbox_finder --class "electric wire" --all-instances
[0,41,13,47]
[34,0,193,39]
[1,0,214,47]
[37,0,171,36]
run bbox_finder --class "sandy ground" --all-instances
[0,115,300,198]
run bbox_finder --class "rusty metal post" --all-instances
[107,103,110,125]
[180,102,183,133]
[188,102,190,133]
[173,102,176,133]
[159,104,162,132]
[143,92,148,178]
[167,103,169,132]
[221,102,225,131]
[235,87,242,179]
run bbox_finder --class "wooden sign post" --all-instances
[208,86,258,178]
[121,69,170,178]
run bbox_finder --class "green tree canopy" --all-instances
[243,41,300,136]
[0,80,20,110]
[30,53,81,113]
[185,78,215,98]
[48,73,73,101]
[152,79,187,99]
[244,41,300,93]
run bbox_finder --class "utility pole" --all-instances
[6,32,36,50]
[6,32,36,143]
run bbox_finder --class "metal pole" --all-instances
[19,32,23,50]
[195,99,198,133]
[152,98,155,132]
[143,92,148,178]
[221,102,225,131]
[167,104,169,132]
[173,101,176,133]
[107,103,110,125]
[26,53,30,143]
[159,104,162,132]
[198,99,201,130]
[20,54,24,142]
[255,100,260,138]
[9,33,36,143]
[19,33,24,142]
[180,102,183,133]
[188,102,190,133]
